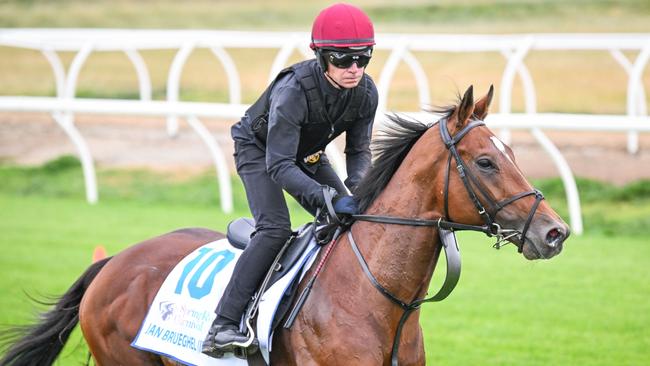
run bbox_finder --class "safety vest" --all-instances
[247,59,374,161]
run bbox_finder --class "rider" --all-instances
[201,2,379,357]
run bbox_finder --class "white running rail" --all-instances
[1,29,650,232]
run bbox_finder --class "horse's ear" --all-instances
[455,85,475,128]
[473,84,494,121]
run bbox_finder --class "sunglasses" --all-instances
[326,50,372,69]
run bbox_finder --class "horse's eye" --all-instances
[476,158,495,170]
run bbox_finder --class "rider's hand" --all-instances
[333,194,359,215]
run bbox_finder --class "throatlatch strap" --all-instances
[440,120,496,228]
[443,152,452,220]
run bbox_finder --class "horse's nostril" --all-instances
[546,228,565,247]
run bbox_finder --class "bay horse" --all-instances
[0,85,569,366]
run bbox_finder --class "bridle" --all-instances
[354,117,545,253]
[439,117,545,252]
[346,117,546,366]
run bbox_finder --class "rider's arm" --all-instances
[265,80,326,209]
[344,82,378,191]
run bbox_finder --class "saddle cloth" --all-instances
[131,237,320,365]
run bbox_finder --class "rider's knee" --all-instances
[254,226,292,242]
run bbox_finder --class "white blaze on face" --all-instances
[490,136,514,164]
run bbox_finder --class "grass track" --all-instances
[423,232,650,365]
[1,163,649,365]
[1,1,650,363]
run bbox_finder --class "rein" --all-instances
[347,118,546,366]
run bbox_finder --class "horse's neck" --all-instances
[354,131,446,301]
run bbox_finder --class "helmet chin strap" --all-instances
[324,70,345,89]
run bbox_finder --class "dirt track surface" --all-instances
[1,113,649,185]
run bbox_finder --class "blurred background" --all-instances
[1,1,649,365]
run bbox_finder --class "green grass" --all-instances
[533,177,650,236]
[423,231,650,366]
[1,2,649,363]
[0,159,649,364]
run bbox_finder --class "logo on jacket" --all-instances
[304,150,323,164]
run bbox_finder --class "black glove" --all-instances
[333,194,359,215]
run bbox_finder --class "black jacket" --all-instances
[231,59,378,209]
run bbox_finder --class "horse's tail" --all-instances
[0,256,112,366]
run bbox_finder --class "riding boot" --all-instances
[217,226,290,316]
[201,317,250,358]
[202,227,290,358]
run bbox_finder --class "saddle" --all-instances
[226,218,315,287]
[224,218,318,360]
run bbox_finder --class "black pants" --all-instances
[216,140,346,324]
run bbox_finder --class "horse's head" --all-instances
[440,85,569,260]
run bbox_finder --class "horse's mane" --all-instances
[355,106,456,213]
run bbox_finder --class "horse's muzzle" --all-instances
[523,222,569,260]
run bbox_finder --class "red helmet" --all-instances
[310,3,375,50]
